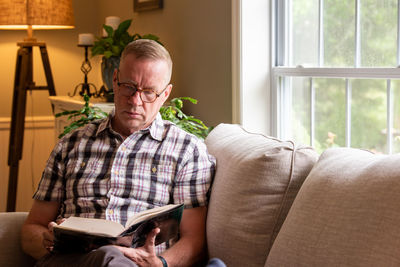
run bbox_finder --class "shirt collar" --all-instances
[96,112,165,142]
[145,113,164,141]
[96,112,113,136]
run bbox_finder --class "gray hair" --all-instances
[121,39,173,83]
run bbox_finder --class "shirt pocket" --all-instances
[128,160,176,205]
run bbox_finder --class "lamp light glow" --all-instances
[1,0,74,212]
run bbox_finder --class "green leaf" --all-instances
[104,51,113,58]
[179,97,198,104]
[111,45,121,56]
[103,24,114,37]
[159,97,211,139]
[103,37,114,45]
[90,19,162,59]
[56,94,109,138]
[116,20,132,35]
[132,33,141,40]
[142,34,159,41]
[91,45,105,57]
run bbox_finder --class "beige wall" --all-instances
[0,0,103,118]
[0,0,232,126]
[98,0,232,127]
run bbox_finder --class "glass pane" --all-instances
[314,78,346,153]
[392,80,400,153]
[361,0,397,67]
[351,79,387,153]
[324,0,355,66]
[291,77,311,146]
[292,0,319,66]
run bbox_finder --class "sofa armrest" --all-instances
[0,212,35,267]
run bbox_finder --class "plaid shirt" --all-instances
[34,113,215,253]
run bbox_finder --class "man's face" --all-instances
[112,54,172,137]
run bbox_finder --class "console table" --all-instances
[49,96,114,140]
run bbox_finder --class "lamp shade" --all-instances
[0,0,74,30]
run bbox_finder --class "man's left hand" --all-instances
[115,227,163,267]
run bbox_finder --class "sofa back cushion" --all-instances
[266,147,400,266]
[0,212,35,267]
[205,124,318,267]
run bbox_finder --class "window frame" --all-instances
[271,0,400,154]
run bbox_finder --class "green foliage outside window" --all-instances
[290,0,400,154]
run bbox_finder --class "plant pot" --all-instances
[101,56,120,102]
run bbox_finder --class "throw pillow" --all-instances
[205,124,318,267]
[266,147,400,266]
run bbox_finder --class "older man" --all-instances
[21,39,216,267]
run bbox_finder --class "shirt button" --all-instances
[114,171,119,175]
[108,210,113,215]
[121,146,126,151]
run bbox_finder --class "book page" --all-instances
[56,217,125,237]
[125,204,183,229]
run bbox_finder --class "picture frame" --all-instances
[134,0,163,12]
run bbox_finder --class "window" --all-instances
[272,0,400,154]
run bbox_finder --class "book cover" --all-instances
[53,203,184,253]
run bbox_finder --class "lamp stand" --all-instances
[7,41,56,212]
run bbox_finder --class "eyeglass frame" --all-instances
[116,69,170,103]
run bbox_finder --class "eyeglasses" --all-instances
[116,70,169,103]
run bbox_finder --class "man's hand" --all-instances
[115,228,163,267]
[42,221,56,252]
[42,218,65,253]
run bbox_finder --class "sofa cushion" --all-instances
[205,124,318,267]
[266,147,400,266]
[0,212,35,267]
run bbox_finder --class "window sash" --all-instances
[273,69,397,154]
[275,0,400,68]
[272,0,400,153]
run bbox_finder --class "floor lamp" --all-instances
[0,0,74,212]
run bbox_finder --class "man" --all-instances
[21,39,216,267]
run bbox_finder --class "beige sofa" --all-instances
[2,123,400,266]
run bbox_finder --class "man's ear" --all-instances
[163,84,173,99]
[112,68,118,84]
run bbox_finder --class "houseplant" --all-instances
[56,95,211,140]
[91,19,161,101]
[55,94,108,138]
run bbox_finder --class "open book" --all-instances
[53,203,184,253]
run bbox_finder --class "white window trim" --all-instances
[232,0,272,135]
[271,0,400,154]
[273,67,400,79]
[271,67,400,151]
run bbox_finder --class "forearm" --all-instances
[21,200,60,260]
[21,223,50,260]
[161,236,206,267]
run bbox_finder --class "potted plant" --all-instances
[91,19,161,101]
[56,95,212,140]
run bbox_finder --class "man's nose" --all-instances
[129,89,142,104]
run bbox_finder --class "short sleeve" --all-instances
[173,139,216,208]
[33,140,65,202]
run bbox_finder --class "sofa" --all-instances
[2,123,400,266]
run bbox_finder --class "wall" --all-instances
[97,0,233,127]
[0,0,103,118]
[0,117,55,211]
[0,0,103,212]
[0,0,232,126]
